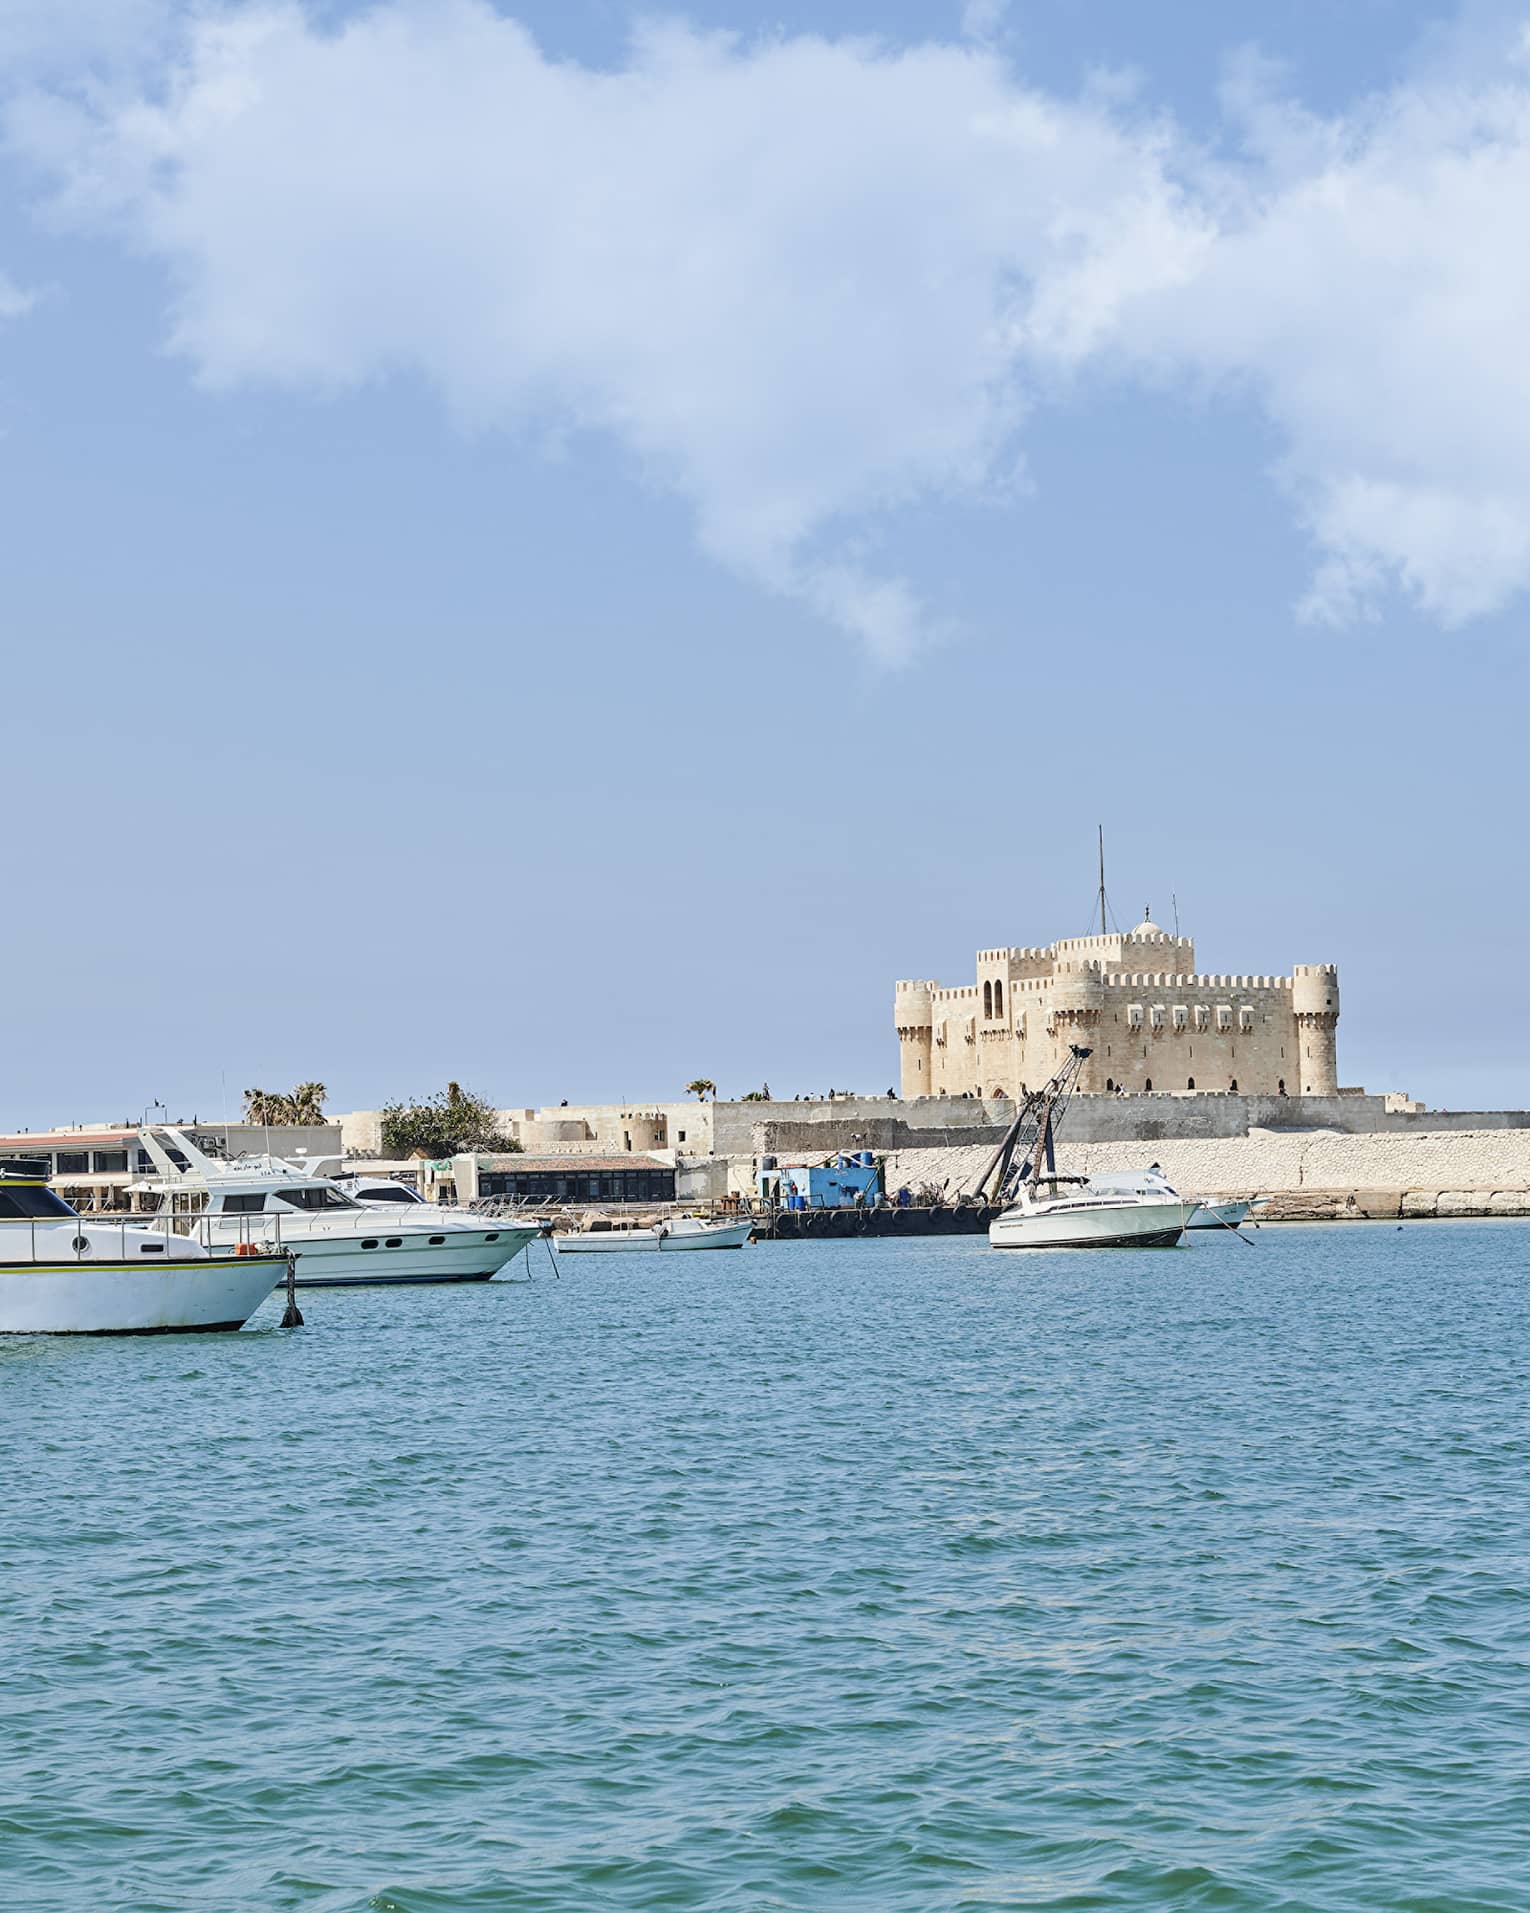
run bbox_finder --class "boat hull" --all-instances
[556,1219,754,1254]
[205,1225,541,1287]
[0,1256,286,1334]
[989,1200,1196,1251]
[1187,1201,1253,1230]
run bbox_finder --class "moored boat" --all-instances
[1187,1197,1261,1230]
[0,1164,284,1334]
[989,1167,1197,1250]
[555,1214,754,1255]
[973,1051,1196,1251]
[136,1128,540,1286]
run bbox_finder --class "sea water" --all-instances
[3,1222,1528,1911]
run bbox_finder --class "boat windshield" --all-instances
[0,1183,78,1220]
[358,1185,423,1204]
[274,1185,361,1211]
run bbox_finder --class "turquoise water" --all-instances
[4,1222,1529,1911]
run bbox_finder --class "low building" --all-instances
[455,1154,677,1205]
[757,1153,881,1210]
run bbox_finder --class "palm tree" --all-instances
[243,1088,284,1125]
[685,1079,717,1102]
[243,1082,327,1126]
[289,1082,328,1125]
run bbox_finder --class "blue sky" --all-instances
[1,0,1526,1126]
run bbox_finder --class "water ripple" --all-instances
[2,1222,1528,1908]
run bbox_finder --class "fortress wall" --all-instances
[1090,985,1297,1097]
[710,1094,1530,1158]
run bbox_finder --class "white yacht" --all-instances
[989,1166,1197,1250]
[0,1163,285,1334]
[975,1050,1197,1251]
[555,1214,754,1255]
[137,1128,540,1287]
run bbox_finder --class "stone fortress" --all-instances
[896,910,1340,1102]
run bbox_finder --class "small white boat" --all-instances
[1187,1198,1259,1230]
[555,1214,754,1255]
[989,1168,1197,1250]
[0,1166,284,1334]
[136,1128,540,1286]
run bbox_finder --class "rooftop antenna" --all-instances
[1172,893,1179,937]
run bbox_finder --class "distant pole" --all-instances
[1097,825,1107,935]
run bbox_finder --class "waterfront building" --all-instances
[0,1121,342,1210]
[895,911,1341,1101]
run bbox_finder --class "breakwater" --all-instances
[880,1127,1530,1222]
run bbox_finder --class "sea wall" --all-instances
[879,1127,1530,1221]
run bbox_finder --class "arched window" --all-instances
[1187,1077,1195,1090]
[994,979,1004,1018]
[1106,1077,1115,1092]
[1278,1078,1286,1094]
[1145,1078,1153,1092]
[983,980,993,1018]
[1230,1078,1238,1092]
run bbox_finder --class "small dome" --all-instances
[1132,905,1162,937]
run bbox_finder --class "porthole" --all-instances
[71,1236,90,1255]
[385,1237,403,1248]
[361,1238,379,1250]
[429,1235,445,1246]
[140,1243,165,1254]
[484,1232,500,1242]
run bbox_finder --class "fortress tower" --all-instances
[1292,965,1341,1097]
[894,979,936,1098]
[895,910,1344,1101]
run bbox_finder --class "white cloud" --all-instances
[0,273,35,320]
[1107,42,1530,627]
[14,3,1530,646]
[8,1,1196,660]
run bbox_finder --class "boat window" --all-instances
[384,1237,403,1248]
[274,1186,360,1211]
[429,1235,446,1245]
[361,1238,379,1249]
[363,1186,419,1204]
[222,1192,266,1214]
[0,1184,77,1220]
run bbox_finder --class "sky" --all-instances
[1,0,1527,1127]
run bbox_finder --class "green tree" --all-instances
[379,1083,521,1159]
[243,1082,328,1126]
[686,1079,717,1102]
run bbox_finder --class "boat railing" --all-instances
[11,1206,287,1262]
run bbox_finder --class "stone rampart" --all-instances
[709,1093,1530,1158]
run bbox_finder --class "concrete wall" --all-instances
[883,1127,1530,1204]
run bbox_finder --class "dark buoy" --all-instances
[280,1252,304,1327]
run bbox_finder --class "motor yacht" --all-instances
[989,1166,1197,1250]
[136,1128,540,1286]
[0,1162,285,1333]
[555,1214,754,1255]
[973,1050,1197,1251]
